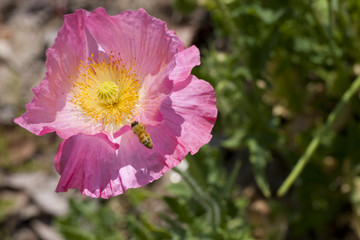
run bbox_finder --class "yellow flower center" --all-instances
[69,53,140,133]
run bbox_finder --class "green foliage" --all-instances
[56,0,360,239]
[173,0,197,15]
[56,199,123,240]
[56,146,254,240]
[196,0,360,238]
[248,139,271,197]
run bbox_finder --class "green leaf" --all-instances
[125,188,152,207]
[248,139,271,197]
[126,215,153,240]
[163,196,194,223]
[173,0,198,14]
[159,213,187,237]
[223,159,242,197]
[168,181,192,198]
[57,225,96,240]
[222,129,247,149]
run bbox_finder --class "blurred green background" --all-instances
[2,0,360,239]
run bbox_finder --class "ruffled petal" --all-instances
[55,133,122,198]
[15,8,203,138]
[170,45,200,87]
[55,130,184,198]
[136,45,201,126]
[84,8,189,126]
[85,8,184,79]
[14,9,103,139]
[16,7,217,199]
[54,73,216,200]
[167,75,217,154]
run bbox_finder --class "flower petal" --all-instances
[16,8,217,199]
[55,131,183,198]
[168,75,217,154]
[137,45,201,126]
[14,9,103,139]
[170,45,200,87]
[54,70,216,200]
[15,8,202,138]
[85,8,184,78]
[55,133,122,198]
[85,8,189,126]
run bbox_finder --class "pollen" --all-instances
[69,53,140,133]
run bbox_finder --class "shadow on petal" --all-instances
[118,97,185,189]
[54,99,185,198]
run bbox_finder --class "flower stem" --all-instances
[214,0,244,57]
[277,76,360,197]
[223,159,242,197]
[213,0,240,40]
[172,167,220,231]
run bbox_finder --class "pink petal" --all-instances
[84,8,194,126]
[55,75,216,198]
[168,75,217,154]
[170,45,200,87]
[55,131,184,198]
[136,46,201,126]
[16,8,217,199]
[14,9,103,139]
[55,133,122,198]
[16,8,199,137]
[85,8,184,79]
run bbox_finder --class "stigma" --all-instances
[97,81,119,105]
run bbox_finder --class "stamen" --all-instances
[69,53,140,132]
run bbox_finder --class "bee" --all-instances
[131,121,153,149]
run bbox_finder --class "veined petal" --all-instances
[168,75,217,154]
[55,133,121,198]
[14,9,104,139]
[170,45,201,88]
[15,8,217,198]
[55,131,183,198]
[85,8,184,79]
[84,8,190,126]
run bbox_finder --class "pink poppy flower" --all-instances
[14,8,217,198]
